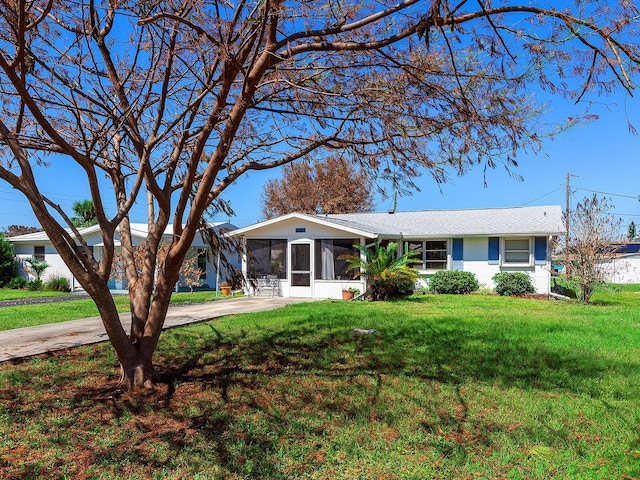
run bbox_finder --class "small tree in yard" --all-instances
[566,195,622,303]
[181,259,205,293]
[0,1,638,389]
[341,242,419,300]
[23,257,48,280]
[0,234,16,287]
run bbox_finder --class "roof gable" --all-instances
[229,212,377,238]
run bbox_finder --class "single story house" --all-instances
[229,205,565,299]
[9,222,239,292]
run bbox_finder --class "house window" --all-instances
[404,240,447,270]
[407,241,423,269]
[247,239,287,279]
[197,249,207,280]
[425,240,447,270]
[502,238,531,265]
[314,239,358,280]
[34,246,45,262]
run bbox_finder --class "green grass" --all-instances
[0,291,237,331]
[0,289,68,301]
[1,292,639,479]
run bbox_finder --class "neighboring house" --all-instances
[229,205,564,299]
[9,222,239,291]
[600,243,640,284]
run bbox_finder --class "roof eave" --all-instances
[228,212,377,239]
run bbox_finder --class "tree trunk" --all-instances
[120,352,156,390]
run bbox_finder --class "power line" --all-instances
[575,187,639,200]
[519,185,564,206]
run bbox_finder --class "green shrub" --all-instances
[341,242,419,301]
[7,276,27,289]
[27,279,44,291]
[429,270,479,294]
[0,234,16,287]
[45,276,71,292]
[493,272,535,296]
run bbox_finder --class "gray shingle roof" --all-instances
[320,205,564,238]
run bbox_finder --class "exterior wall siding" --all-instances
[9,227,238,292]
[601,256,640,284]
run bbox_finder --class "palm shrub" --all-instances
[340,242,419,300]
[23,258,49,280]
[429,270,479,294]
[493,271,535,296]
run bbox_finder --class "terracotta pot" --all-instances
[342,290,355,301]
[221,286,232,296]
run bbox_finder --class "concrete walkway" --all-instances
[0,296,315,363]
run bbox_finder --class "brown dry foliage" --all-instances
[261,157,374,218]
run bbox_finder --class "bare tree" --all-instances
[565,195,623,303]
[261,157,374,218]
[0,1,638,389]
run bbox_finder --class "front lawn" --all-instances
[1,292,639,479]
[0,291,236,331]
[0,289,68,301]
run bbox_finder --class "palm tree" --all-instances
[71,200,98,227]
[340,242,420,300]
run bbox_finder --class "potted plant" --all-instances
[220,281,232,296]
[341,287,360,301]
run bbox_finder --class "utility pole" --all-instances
[565,173,576,278]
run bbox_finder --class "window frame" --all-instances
[34,246,45,262]
[425,240,448,271]
[501,237,533,266]
[405,239,448,272]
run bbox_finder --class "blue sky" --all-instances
[1,89,638,234]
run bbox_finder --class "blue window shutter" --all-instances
[452,238,463,270]
[488,237,499,265]
[534,237,547,265]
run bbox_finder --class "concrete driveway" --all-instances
[0,296,315,363]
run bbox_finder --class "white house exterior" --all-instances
[9,222,239,291]
[230,205,565,299]
[600,243,640,284]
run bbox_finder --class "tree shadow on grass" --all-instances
[158,314,625,398]
[3,307,637,479]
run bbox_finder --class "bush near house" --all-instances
[27,279,44,291]
[493,271,535,296]
[45,276,71,292]
[7,277,27,289]
[340,242,419,300]
[0,234,16,287]
[429,270,479,294]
